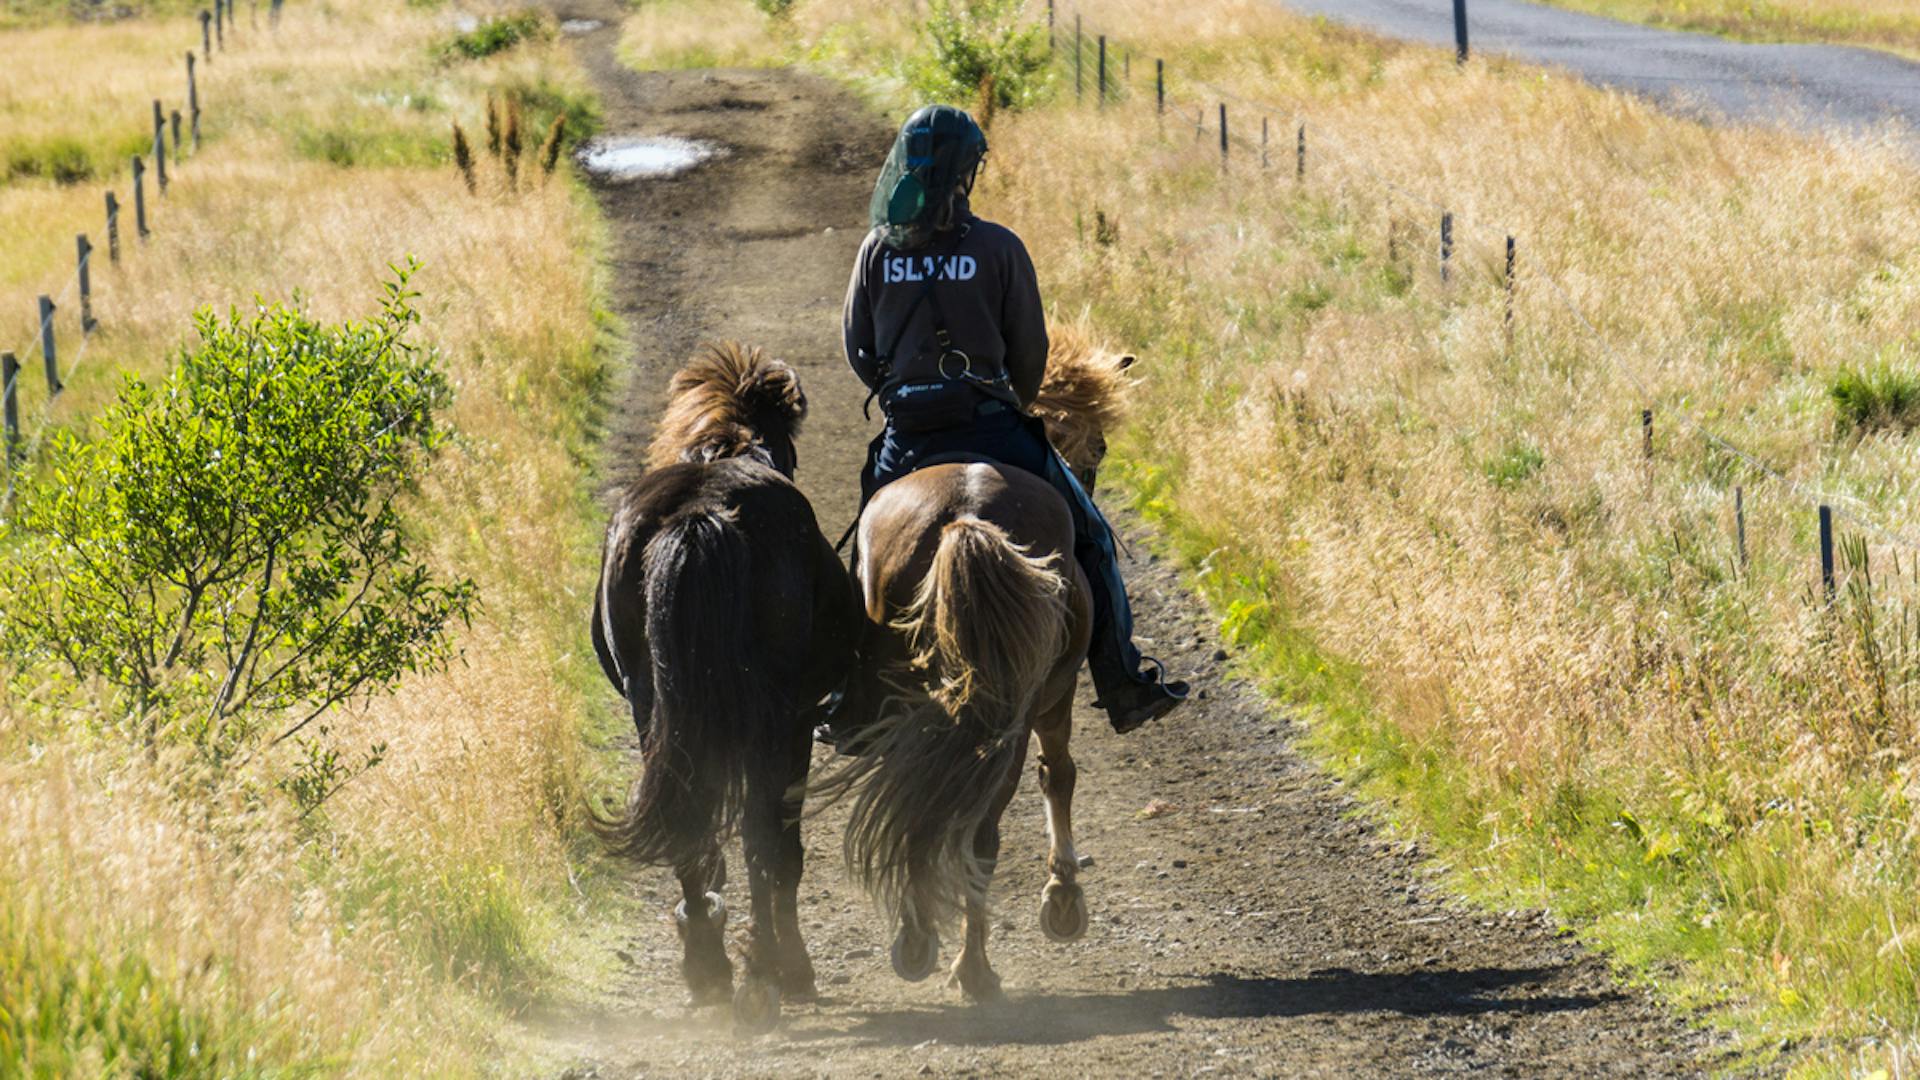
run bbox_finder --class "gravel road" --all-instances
[516,1,1721,1074]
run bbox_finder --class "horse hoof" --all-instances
[1039,882,1088,943]
[673,891,727,930]
[890,926,941,982]
[948,960,1004,1003]
[778,963,818,1003]
[732,979,780,1035]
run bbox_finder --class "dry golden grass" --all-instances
[626,0,1920,1070]
[1535,0,1920,56]
[0,0,609,1071]
[990,3,1920,1070]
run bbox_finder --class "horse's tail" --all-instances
[592,506,761,866]
[839,516,1070,930]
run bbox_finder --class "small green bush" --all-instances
[4,135,93,184]
[1481,439,1545,488]
[1830,359,1920,436]
[1,261,475,769]
[909,0,1052,113]
[752,0,795,14]
[440,9,546,61]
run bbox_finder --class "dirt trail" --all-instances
[536,5,1714,1074]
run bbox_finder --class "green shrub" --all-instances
[0,261,475,773]
[1830,359,1920,435]
[439,9,547,61]
[909,0,1052,113]
[752,0,795,14]
[1481,438,1546,488]
[4,135,93,184]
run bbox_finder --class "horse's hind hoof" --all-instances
[890,925,941,982]
[732,979,780,1035]
[673,891,727,933]
[1039,881,1088,943]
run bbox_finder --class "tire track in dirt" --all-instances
[536,4,1717,1074]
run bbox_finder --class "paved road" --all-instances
[1279,0,1920,136]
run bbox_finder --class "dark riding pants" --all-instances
[859,405,1149,698]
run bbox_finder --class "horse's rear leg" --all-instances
[948,735,1028,1003]
[674,846,732,1006]
[733,733,812,1033]
[1035,699,1089,942]
[771,732,817,1001]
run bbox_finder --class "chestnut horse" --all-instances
[826,328,1135,1001]
[590,342,858,1031]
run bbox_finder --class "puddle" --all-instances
[575,135,721,181]
[560,18,602,33]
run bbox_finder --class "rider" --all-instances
[840,104,1187,734]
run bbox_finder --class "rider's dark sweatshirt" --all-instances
[843,204,1050,409]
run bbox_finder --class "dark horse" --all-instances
[825,329,1135,1001]
[590,342,858,1032]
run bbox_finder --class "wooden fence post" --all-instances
[1155,59,1164,115]
[1046,0,1054,54]
[170,109,182,156]
[1,352,19,466]
[105,192,120,263]
[37,296,60,395]
[1819,505,1836,602]
[1503,235,1516,352]
[1219,103,1228,165]
[215,0,225,48]
[153,100,168,194]
[201,10,212,61]
[1439,211,1453,284]
[1296,123,1305,182]
[1454,0,1469,64]
[1098,35,1106,106]
[132,155,149,240]
[1261,116,1269,168]
[77,235,97,334]
[1735,485,1748,573]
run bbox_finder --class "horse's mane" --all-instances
[1031,323,1133,472]
[646,341,807,470]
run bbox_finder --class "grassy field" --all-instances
[0,1,620,1073]
[1530,0,1920,58]
[628,0,1920,1072]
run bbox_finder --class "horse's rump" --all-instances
[593,463,829,867]
[828,464,1085,929]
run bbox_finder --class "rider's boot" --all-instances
[1087,634,1188,734]
[1042,449,1189,733]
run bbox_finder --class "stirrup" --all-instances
[1091,656,1187,709]
[1139,655,1187,698]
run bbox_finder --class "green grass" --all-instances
[292,113,448,168]
[4,129,155,187]
[1481,438,1546,488]
[0,899,291,1077]
[1830,359,1920,436]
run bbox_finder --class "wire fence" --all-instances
[1,0,283,499]
[1044,0,1920,596]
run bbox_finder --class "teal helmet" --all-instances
[869,105,988,249]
